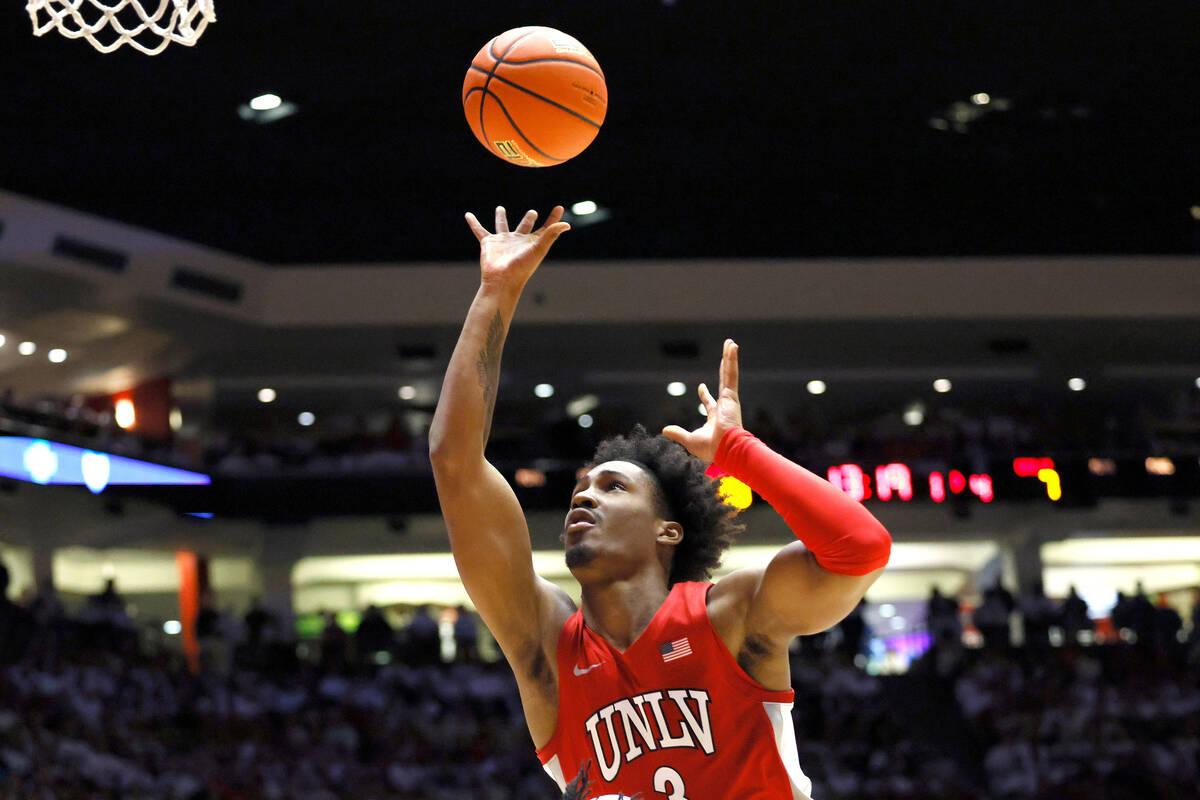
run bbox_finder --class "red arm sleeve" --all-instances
[711,426,891,576]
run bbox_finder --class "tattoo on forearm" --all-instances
[476,311,505,444]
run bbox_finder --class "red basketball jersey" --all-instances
[537,581,813,799]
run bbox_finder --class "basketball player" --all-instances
[430,206,891,799]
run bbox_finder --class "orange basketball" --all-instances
[463,27,607,167]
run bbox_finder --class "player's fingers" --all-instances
[721,339,740,395]
[661,425,690,446]
[465,212,489,242]
[495,206,509,233]
[540,221,571,245]
[515,209,538,234]
[538,205,566,232]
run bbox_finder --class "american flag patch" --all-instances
[659,637,693,662]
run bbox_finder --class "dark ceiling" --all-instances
[4,1,1199,265]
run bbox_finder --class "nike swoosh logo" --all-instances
[573,662,603,676]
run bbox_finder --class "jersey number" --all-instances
[652,767,689,800]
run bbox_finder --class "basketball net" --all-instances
[26,0,216,55]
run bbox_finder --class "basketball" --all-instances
[463,26,607,167]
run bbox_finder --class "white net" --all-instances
[26,0,216,56]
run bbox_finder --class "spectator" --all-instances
[927,587,961,645]
[355,603,393,662]
[454,605,480,663]
[1059,584,1093,644]
[0,560,34,664]
[1018,579,1057,650]
[973,580,1015,650]
[403,604,441,667]
[320,610,350,671]
[243,596,273,646]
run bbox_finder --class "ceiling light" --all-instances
[577,413,594,429]
[1191,206,1200,221]
[571,200,598,216]
[566,394,599,417]
[114,399,136,430]
[249,93,282,111]
[698,403,707,416]
[17,341,35,356]
[169,408,183,432]
[1145,457,1175,476]
[1068,377,1086,392]
[933,378,952,393]
[398,385,416,401]
[806,380,826,395]
[163,620,182,635]
[902,402,925,427]
[298,411,315,427]
[879,603,896,618]
[971,92,991,105]
[667,381,686,397]
[0,334,6,348]
[534,383,555,398]
[238,94,298,125]
[47,348,67,363]
[1194,377,1200,389]
[257,387,277,403]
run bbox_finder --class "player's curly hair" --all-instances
[588,425,744,585]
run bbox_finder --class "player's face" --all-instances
[563,460,670,575]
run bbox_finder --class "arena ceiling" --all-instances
[2,2,1199,444]
[2,1,1199,265]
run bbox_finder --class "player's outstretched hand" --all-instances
[663,338,743,463]
[465,205,571,290]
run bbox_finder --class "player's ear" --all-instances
[657,520,683,546]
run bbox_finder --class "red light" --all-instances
[948,470,967,494]
[969,474,994,503]
[1013,457,1054,477]
[875,463,913,501]
[929,472,946,502]
[828,464,871,501]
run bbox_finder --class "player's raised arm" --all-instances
[663,340,891,640]
[429,206,572,653]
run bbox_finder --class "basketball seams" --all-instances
[481,91,565,165]
[467,65,603,129]
[493,56,604,79]
[480,28,541,156]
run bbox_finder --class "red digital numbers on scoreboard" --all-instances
[875,463,913,501]
[829,462,993,503]
[827,463,871,501]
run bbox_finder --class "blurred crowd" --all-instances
[3,557,1200,799]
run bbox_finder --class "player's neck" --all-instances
[579,574,670,652]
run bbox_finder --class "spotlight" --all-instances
[1068,378,1086,392]
[534,383,555,398]
[933,378,952,393]
[806,380,826,395]
[667,381,686,397]
[249,93,282,111]
[257,388,277,403]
